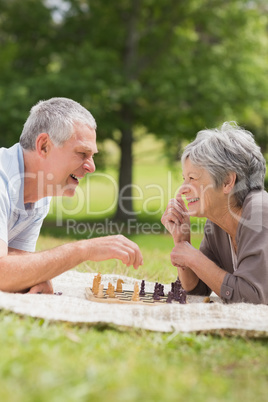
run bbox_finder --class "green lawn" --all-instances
[0,308,268,402]
[0,232,267,402]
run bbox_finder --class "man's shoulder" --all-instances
[35,197,52,210]
[0,143,22,177]
[0,143,24,208]
[0,143,20,158]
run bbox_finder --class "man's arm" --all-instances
[0,235,143,293]
[7,247,53,294]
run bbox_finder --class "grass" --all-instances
[1,135,268,401]
[0,232,267,402]
[36,232,203,281]
[0,306,268,402]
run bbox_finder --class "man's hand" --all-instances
[161,194,190,244]
[27,280,54,294]
[88,235,143,269]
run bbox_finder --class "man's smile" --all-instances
[69,173,79,184]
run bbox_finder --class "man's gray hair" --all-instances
[19,97,97,150]
[181,121,266,207]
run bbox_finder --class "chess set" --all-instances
[85,273,188,306]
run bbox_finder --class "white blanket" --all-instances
[0,270,267,337]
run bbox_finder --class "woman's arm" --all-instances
[170,241,226,297]
[161,194,202,289]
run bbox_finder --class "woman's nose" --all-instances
[179,181,191,195]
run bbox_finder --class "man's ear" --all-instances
[35,133,51,158]
[223,172,237,194]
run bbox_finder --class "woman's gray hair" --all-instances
[19,97,97,150]
[181,121,266,207]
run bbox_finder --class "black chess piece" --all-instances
[166,291,173,303]
[159,284,164,296]
[139,280,146,296]
[153,286,161,300]
[179,289,187,304]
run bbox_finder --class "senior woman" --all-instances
[161,122,268,304]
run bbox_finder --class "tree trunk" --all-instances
[114,0,140,221]
[114,123,135,221]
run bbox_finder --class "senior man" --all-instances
[0,97,143,294]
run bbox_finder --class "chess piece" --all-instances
[139,280,145,296]
[159,284,165,297]
[92,276,98,295]
[107,282,115,298]
[92,273,102,295]
[173,279,182,301]
[169,278,187,304]
[131,282,140,301]
[97,284,104,298]
[153,282,161,300]
[153,288,160,300]
[109,286,115,298]
[166,291,173,303]
[179,289,187,304]
[106,282,112,296]
[116,279,124,292]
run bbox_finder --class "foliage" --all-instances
[0,0,268,216]
[0,0,55,145]
[0,0,267,143]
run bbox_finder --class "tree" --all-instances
[0,0,57,145]
[1,0,268,220]
[54,0,268,219]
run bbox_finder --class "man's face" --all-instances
[46,123,98,197]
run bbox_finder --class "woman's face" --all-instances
[180,157,225,218]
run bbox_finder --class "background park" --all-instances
[0,0,268,400]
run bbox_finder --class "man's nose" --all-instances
[83,158,95,173]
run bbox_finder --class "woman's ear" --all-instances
[223,172,237,194]
[35,133,51,158]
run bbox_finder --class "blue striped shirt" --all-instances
[0,143,51,252]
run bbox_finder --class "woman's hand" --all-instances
[170,241,226,297]
[161,194,190,244]
[170,241,199,269]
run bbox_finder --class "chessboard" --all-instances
[85,274,188,306]
[85,287,184,306]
